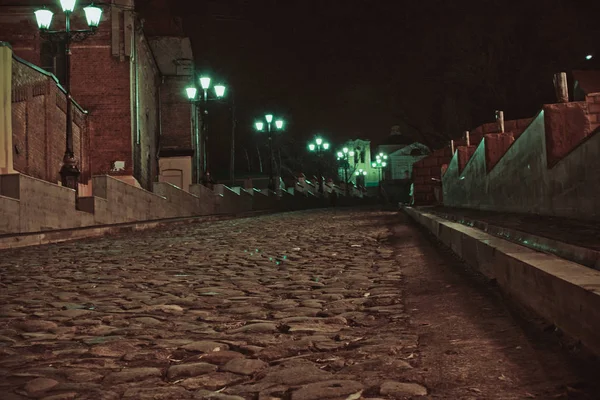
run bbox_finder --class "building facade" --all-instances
[0,0,194,191]
[337,138,379,187]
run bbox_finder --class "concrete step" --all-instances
[404,206,600,358]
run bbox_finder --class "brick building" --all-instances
[0,0,196,191]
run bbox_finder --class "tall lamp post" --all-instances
[186,77,226,185]
[307,136,330,194]
[336,147,355,196]
[371,152,388,195]
[34,0,103,195]
[254,114,284,192]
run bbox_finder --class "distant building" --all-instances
[376,127,429,180]
[337,138,379,187]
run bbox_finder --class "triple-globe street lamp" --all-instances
[254,114,284,191]
[186,77,226,185]
[34,0,103,195]
[372,152,388,193]
[307,137,330,194]
[336,147,355,196]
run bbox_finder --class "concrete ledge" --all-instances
[0,210,274,251]
[404,206,600,357]
[431,211,600,270]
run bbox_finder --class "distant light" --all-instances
[315,138,323,146]
[185,87,197,100]
[308,144,316,151]
[199,77,211,90]
[362,171,367,175]
[355,171,359,176]
[383,155,388,160]
[265,114,273,123]
[255,121,264,131]
[275,120,284,129]
[337,151,343,158]
[84,4,102,27]
[372,162,377,167]
[382,162,387,167]
[349,151,355,157]
[214,84,226,98]
[59,0,76,13]
[34,9,53,30]
[343,147,348,153]
[323,143,330,150]
[586,54,593,60]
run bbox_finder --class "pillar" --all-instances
[0,42,14,175]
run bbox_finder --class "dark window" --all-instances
[40,41,66,84]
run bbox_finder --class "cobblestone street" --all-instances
[0,209,597,399]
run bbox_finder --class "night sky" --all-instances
[163,0,599,176]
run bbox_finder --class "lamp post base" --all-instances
[60,153,80,193]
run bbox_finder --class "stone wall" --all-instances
[442,95,600,221]
[11,58,88,184]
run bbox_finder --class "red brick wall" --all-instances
[412,147,452,205]
[160,76,193,150]
[587,93,600,132]
[11,59,89,184]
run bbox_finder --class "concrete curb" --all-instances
[430,210,600,270]
[404,206,600,357]
[0,210,276,251]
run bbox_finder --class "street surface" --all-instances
[0,209,597,399]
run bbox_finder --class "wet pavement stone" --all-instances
[0,210,422,399]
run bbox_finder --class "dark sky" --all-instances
[164,0,599,174]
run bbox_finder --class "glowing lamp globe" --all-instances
[372,162,377,168]
[308,144,316,151]
[265,114,273,123]
[34,9,53,30]
[315,138,323,146]
[255,122,264,131]
[323,143,330,150]
[199,77,211,90]
[275,120,284,129]
[214,84,226,98]
[337,152,343,158]
[362,171,367,175]
[349,151,355,156]
[84,4,102,27]
[185,87,197,100]
[60,0,77,13]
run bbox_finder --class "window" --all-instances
[40,41,66,84]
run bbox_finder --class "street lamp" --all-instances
[372,152,388,195]
[34,0,103,196]
[254,114,285,191]
[307,136,330,194]
[337,147,355,196]
[185,76,226,185]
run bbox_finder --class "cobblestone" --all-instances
[0,209,597,399]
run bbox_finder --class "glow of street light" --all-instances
[265,114,273,123]
[383,154,388,160]
[323,143,330,150]
[185,87,197,100]
[199,77,211,90]
[84,4,102,27]
[275,120,284,129]
[349,151,355,156]
[362,171,367,175]
[214,84,226,98]
[255,122,264,131]
[372,162,377,167]
[382,162,387,167]
[343,147,348,153]
[337,152,343,158]
[59,0,77,13]
[308,144,316,151]
[34,8,53,30]
[355,171,359,176]
[586,54,593,60]
[315,138,323,146]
